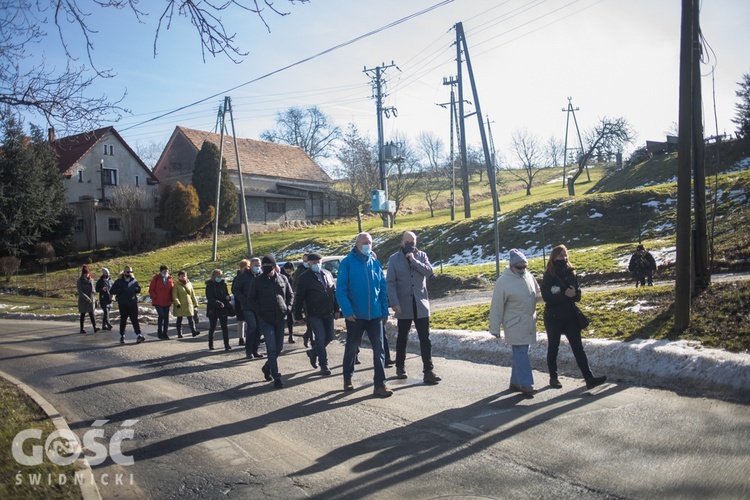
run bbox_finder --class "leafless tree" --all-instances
[568,116,634,195]
[134,139,167,170]
[1,0,308,134]
[110,185,155,249]
[416,131,446,217]
[260,106,341,161]
[334,124,378,210]
[386,133,421,224]
[506,129,546,196]
[546,135,564,168]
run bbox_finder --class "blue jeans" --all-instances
[511,345,534,387]
[244,310,260,357]
[309,315,335,369]
[154,305,169,334]
[259,319,285,380]
[343,318,386,387]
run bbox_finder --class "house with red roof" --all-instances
[153,126,339,230]
[52,127,159,249]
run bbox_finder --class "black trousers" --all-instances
[208,313,229,347]
[118,305,141,336]
[79,312,96,330]
[544,317,594,382]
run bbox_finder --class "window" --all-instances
[78,171,83,182]
[109,145,114,156]
[74,219,85,233]
[135,175,140,187]
[103,145,108,155]
[103,168,118,186]
[108,218,121,231]
[266,201,285,213]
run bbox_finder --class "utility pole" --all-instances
[486,114,500,214]
[455,27,471,218]
[456,21,500,277]
[438,76,462,221]
[561,97,586,186]
[212,101,227,262]
[225,97,253,257]
[364,62,398,228]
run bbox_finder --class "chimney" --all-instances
[48,127,55,142]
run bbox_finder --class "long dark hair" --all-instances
[546,244,575,277]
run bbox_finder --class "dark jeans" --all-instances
[343,318,386,387]
[309,315,335,369]
[259,319,286,380]
[118,305,141,336]
[243,309,262,356]
[208,313,229,348]
[396,316,433,372]
[101,305,112,328]
[545,318,594,382]
[286,311,294,337]
[154,305,169,334]
[175,316,198,334]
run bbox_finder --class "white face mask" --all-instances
[252,266,260,274]
[311,263,321,273]
[360,244,372,256]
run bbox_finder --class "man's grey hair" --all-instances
[355,232,372,244]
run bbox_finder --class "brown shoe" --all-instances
[373,385,393,398]
[423,371,441,385]
[343,379,354,391]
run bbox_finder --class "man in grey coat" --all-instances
[386,231,441,385]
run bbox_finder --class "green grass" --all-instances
[0,377,81,499]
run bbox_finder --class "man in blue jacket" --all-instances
[336,232,392,397]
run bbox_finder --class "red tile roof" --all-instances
[169,126,332,184]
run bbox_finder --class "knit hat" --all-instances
[509,249,528,267]
[307,252,322,261]
[102,268,110,276]
[81,264,90,275]
[261,255,276,266]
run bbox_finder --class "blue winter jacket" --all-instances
[336,246,389,321]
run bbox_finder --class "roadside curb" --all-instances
[0,369,102,500]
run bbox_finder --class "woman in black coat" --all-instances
[205,268,232,351]
[109,266,144,344]
[541,245,606,390]
[95,268,114,330]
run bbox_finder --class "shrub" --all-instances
[0,256,21,282]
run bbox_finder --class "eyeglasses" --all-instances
[514,265,527,270]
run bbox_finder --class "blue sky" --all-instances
[25,0,750,167]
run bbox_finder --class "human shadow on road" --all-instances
[292,383,626,499]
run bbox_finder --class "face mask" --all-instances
[303,262,310,268]
[251,266,259,274]
[512,268,526,277]
[311,263,321,273]
[262,266,274,274]
[360,244,372,256]
[214,277,222,283]
[554,259,567,269]
[161,272,168,278]
[403,242,415,253]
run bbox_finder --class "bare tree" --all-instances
[568,116,634,195]
[1,0,308,134]
[506,129,546,196]
[546,135,564,167]
[416,131,446,217]
[134,140,167,170]
[386,134,421,224]
[261,106,341,161]
[334,124,378,210]
[110,185,155,249]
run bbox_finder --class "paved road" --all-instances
[1,318,749,499]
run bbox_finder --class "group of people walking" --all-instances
[75,231,607,397]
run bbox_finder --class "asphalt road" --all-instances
[1,318,749,499]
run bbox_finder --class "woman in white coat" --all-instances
[489,249,542,396]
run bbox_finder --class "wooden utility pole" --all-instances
[675,0,697,330]
[225,97,253,257]
[455,25,471,218]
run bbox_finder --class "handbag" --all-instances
[224,301,236,317]
[573,304,590,329]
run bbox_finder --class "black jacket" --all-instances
[205,279,230,316]
[231,269,254,308]
[110,277,141,308]
[247,272,293,323]
[541,266,580,325]
[628,252,657,273]
[294,268,339,319]
[95,276,114,306]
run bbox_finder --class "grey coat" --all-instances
[386,248,434,320]
[77,276,95,314]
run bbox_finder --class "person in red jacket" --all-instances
[150,265,174,340]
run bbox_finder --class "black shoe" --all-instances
[385,360,394,368]
[225,345,232,351]
[396,367,408,380]
[303,341,309,348]
[274,377,284,389]
[176,330,184,339]
[355,358,361,365]
[209,343,214,350]
[253,352,265,359]
[120,335,125,344]
[162,334,171,340]
[136,335,145,344]
[192,330,200,337]
[423,371,441,385]
[79,329,86,334]
[239,338,245,346]
[549,378,563,389]
[93,327,99,333]
[306,349,318,369]
[262,364,272,381]
[586,376,607,390]
[320,367,331,376]
[288,336,296,344]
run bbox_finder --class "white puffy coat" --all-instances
[489,267,542,345]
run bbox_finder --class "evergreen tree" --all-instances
[0,110,73,257]
[158,182,214,237]
[732,72,750,139]
[191,140,238,229]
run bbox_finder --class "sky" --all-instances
[22,0,750,170]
